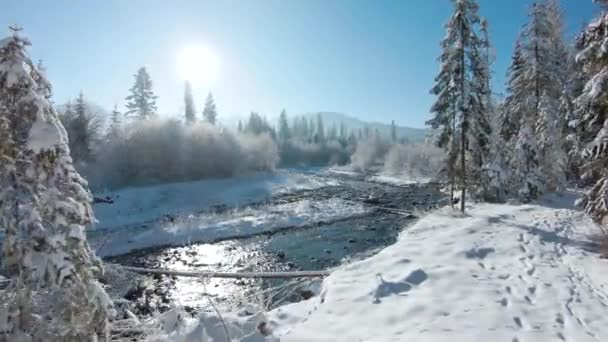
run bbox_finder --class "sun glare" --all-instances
[177,45,220,86]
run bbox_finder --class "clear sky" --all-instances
[0,0,600,128]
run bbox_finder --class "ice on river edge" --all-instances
[158,191,608,341]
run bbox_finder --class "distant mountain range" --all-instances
[302,112,432,143]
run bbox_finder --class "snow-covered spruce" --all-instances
[427,0,491,208]
[501,0,570,200]
[0,28,112,340]
[575,7,608,224]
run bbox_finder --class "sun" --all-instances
[177,45,220,86]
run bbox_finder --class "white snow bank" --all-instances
[368,174,431,186]
[93,170,340,230]
[149,305,277,342]
[94,198,366,257]
[267,192,608,341]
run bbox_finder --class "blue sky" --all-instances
[0,0,599,128]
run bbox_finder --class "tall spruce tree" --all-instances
[202,92,217,125]
[574,3,608,223]
[428,0,485,211]
[184,80,196,123]
[316,113,325,143]
[107,104,122,141]
[70,91,92,164]
[391,120,397,143]
[0,27,112,340]
[125,66,157,119]
[278,109,290,144]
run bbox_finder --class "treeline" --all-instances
[427,0,608,226]
[60,68,423,190]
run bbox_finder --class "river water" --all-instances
[106,171,446,315]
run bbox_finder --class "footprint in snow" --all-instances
[372,269,428,304]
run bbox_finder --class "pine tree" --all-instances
[184,80,196,123]
[534,0,569,192]
[0,27,112,340]
[339,122,347,140]
[278,109,290,144]
[125,66,157,119]
[328,123,338,140]
[237,120,243,132]
[500,38,529,143]
[107,104,122,141]
[504,1,568,200]
[573,4,608,223]
[316,113,325,143]
[202,92,217,125]
[428,0,485,211]
[70,91,92,164]
[468,17,493,197]
[391,120,397,142]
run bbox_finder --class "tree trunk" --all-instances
[459,14,467,213]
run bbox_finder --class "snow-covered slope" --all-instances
[267,193,608,341]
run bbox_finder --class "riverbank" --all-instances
[157,191,608,341]
[260,192,608,341]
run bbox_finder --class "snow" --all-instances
[152,306,277,342]
[93,169,340,230]
[264,192,608,341]
[27,115,64,153]
[368,174,432,186]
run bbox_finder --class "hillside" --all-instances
[303,112,432,143]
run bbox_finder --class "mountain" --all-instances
[303,112,432,143]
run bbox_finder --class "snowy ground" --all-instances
[252,192,608,342]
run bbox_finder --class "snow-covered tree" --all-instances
[573,5,608,223]
[482,109,509,202]
[237,120,243,132]
[500,38,529,144]
[502,1,569,200]
[125,66,157,119]
[391,120,397,142]
[339,122,347,140]
[184,80,196,123]
[202,92,217,125]
[0,27,112,340]
[428,0,486,211]
[70,91,93,163]
[313,114,324,143]
[467,17,492,197]
[533,0,569,192]
[106,104,122,141]
[328,123,338,141]
[278,109,290,144]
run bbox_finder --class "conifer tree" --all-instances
[391,120,397,143]
[0,27,112,340]
[278,109,290,144]
[184,80,196,123]
[428,0,486,211]
[125,66,157,119]
[316,113,325,143]
[573,4,608,223]
[202,92,217,125]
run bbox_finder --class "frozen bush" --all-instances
[382,143,444,180]
[279,139,352,167]
[350,137,390,171]
[88,118,279,190]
